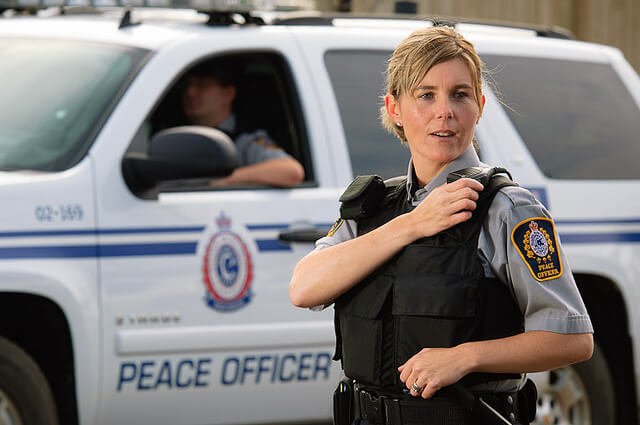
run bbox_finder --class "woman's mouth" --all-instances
[431,130,455,138]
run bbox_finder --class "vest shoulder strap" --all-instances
[479,172,518,202]
[447,166,512,186]
[448,168,518,241]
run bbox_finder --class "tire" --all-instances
[0,336,58,425]
[528,343,614,425]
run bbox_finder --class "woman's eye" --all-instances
[453,91,469,99]
[418,92,434,100]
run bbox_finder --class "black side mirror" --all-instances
[123,126,238,193]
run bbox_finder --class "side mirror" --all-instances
[122,126,238,192]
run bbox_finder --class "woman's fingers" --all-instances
[443,181,482,208]
[428,178,483,211]
[409,178,484,237]
[421,382,439,399]
[397,347,468,399]
[403,370,444,399]
[446,177,484,193]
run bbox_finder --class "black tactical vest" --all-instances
[333,173,524,391]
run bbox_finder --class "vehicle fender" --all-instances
[0,270,100,425]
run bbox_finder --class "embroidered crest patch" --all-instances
[202,212,253,312]
[511,217,563,282]
[327,219,344,237]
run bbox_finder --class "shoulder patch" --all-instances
[511,217,563,282]
[327,219,344,237]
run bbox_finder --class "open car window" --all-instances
[126,51,313,192]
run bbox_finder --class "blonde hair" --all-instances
[380,25,484,143]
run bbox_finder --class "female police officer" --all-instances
[289,26,593,425]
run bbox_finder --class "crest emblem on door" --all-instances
[203,212,253,312]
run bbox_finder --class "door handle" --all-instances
[278,228,327,243]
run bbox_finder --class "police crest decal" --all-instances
[511,217,563,282]
[202,212,253,311]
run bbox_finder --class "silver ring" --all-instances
[411,382,423,393]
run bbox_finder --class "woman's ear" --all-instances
[477,94,486,123]
[385,93,401,124]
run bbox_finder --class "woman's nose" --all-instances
[436,98,453,119]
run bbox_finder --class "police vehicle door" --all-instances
[92,31,341,425]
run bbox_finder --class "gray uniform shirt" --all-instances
[218,115,290,166]
[316,147,593,391]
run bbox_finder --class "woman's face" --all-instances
[386,58,484,180]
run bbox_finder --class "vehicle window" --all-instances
[482,55,640,179]
[130,51,312,193]
[0,39,147,171]
[324,50,410,179]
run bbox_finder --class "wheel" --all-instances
[528,343,614,425]
[0,336,58,425]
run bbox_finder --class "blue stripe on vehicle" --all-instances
[99,227,205,234]
[0,245,98,259]
[246,223,333,232]
[246,224,289,231]
[559,232,640,244]
[0,226,205,238]
[0,229,98,238]
[557,218,640,225]
[0,242,197,259]
[255,239,292,252]
[98,242,198,257]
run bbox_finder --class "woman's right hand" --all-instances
[407,177,484,240]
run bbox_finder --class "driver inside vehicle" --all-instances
[181,60,305,188]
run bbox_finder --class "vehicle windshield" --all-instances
[483,55,640,179]
[0,38,148,171]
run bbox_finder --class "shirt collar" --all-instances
[217,114,236,134]
[406,146,482,203]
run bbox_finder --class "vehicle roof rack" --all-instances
[1,0,310,20]
[271,12,575,39]
[205,10,264,25]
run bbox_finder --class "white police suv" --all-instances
[0,1,639,424]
